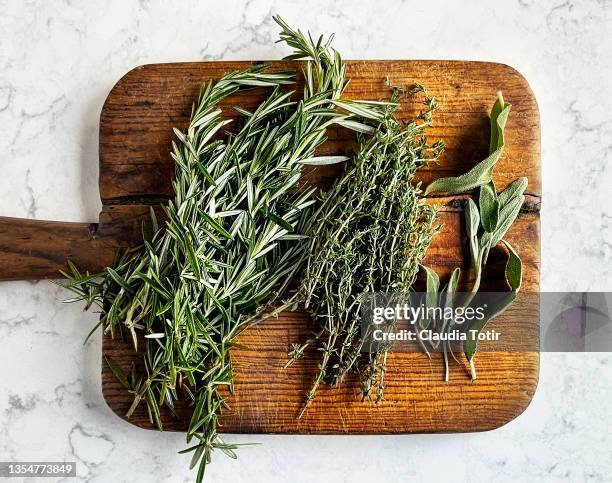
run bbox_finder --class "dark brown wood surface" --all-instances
[0,60,540,434]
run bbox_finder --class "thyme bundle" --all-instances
[63,17,385,481]
[287,85,444,408]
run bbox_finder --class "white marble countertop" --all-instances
[1,1,611,482]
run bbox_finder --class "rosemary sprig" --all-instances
[62,17,386,481]
[288,85,444,411]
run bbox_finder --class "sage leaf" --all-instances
[502,240,522,291]
[479,182,499,233]
[423,265,440,299]
[425,92,511,195]
[489,92,511,153]
[498,176,528,206]
[488,193,524,247]
[424,147,501,194]
[421,265,440,329]
[464,240,522,365]
[481,177,527,249]
[441,267,461,334]
[465,198,481,266]
[446,267,461,295]
[463,291,517,363]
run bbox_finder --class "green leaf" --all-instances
[464,291,517,362]
[246,175,255,212]
[480,177,527,250]
[195,160,216,186]
[424,147,501,194]
[263,210,293,232]
[331,99,385,120]
[417,266,440,330]
[465,198,481,266]
[105,356,131,390]
[146,388,163,430]
[488,194,524,247]
[490,92,511,153]
[479,182,499,233]
[106,267,134,294]
[201,212,233,240]
[446,267,461,295]
[423,266,439,294]
[498,177,528,206]
[443,267,461,326]
[233,106,253,117]
[144,333,165,339]
[335,118,374,134]
[298,155,349,165]
[133,272,170,298]
[423,265,440,313]
[235,78,290,87]
[426,93,511,195]
[502,240,522,291]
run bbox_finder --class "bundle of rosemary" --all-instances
[63,17,385,481]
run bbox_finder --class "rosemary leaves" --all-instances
[63,17,384,482]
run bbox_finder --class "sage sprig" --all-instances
[420,92,526,381]
[62,17,386,481]
[424,92,511,196]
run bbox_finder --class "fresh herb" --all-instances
[287,84,444,410]
[61,14,528,478]
[420,92,526,381]
[289,90,526,410]
[425,92,511,196]
[62,17,385,481]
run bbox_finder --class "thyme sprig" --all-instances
[288,85,444,410]
[63,17,386,481]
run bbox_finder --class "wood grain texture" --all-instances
[98,60,540,434]
[0,217,117,280]
[99,61,540,202]
[0,60,541,434]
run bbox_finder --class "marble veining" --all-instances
[1,0,611,481]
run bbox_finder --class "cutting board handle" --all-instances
[0,216,115,281]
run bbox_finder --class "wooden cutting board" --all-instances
[0,60,540,433]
